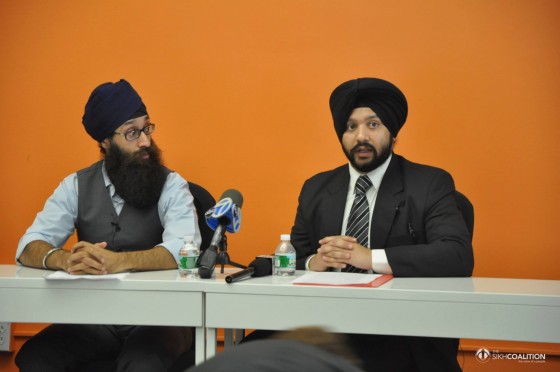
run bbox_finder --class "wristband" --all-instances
[42,248,60,269]
[305,254,315,270]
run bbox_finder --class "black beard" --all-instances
[343,137,393,173]
[104,140,167,209]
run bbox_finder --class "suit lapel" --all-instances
[371,155,405,247]
[322,166,350,237]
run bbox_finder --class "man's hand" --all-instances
[68,241,120,275]
[311,236,372,271]
[20,240,176,274]
[68,242,177,274]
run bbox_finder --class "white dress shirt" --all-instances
[307,155,393,274]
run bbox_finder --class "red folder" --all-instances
[293,274,393,288]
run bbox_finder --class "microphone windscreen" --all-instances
[252,257,272,277]
[220,189,244,208]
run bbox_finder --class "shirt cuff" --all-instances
[371,249,393,275]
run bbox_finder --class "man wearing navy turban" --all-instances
[15,79,199,371]
[247,78,474,371]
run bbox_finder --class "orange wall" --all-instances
[2,0,558,279]
[1,0,559,369]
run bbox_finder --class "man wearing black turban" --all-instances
[245,78,474,371]
[15,79,200,371]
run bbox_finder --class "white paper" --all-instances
[291,272,382,285]
[45,271,128,280]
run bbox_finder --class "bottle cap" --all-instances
[280,234,291,241]
[183,235,194,242]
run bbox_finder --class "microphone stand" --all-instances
[216,236,246,273]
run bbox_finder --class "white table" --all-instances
[2,265,560,363]
[0,265,209,364]
[203,271,560,359]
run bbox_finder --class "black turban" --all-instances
[329,77,408,140]
[82,79,147,142]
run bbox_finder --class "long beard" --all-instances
[343,137,393,173]
[104,140,167,209]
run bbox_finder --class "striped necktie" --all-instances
[345,175,373,273]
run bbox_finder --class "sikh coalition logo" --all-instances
[475,348,546,364]
[475,348,491,363]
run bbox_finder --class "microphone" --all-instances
[198,189,244,279]
[225,257,272,283]
[205,189,243,233]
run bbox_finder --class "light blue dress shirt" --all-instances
[16,162,201,264]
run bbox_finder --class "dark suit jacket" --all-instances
[292,153,474,277]
[290,154,473,371]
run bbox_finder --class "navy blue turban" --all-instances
[329,77,408,140]
[82,79,147,142]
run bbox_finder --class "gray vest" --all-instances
[76,161,167,252]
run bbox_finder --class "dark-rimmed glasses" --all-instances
[114,124,155,141]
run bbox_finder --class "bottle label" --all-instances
[180,256,198,270]
[275,253,295,268]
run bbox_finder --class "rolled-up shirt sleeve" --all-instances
[16,174,79,264]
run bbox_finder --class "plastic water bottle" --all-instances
[178,236,199,278]
[274,234,296,276]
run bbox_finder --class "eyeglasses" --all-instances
[114,124,156,141]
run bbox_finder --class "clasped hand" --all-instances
[66,241,119,275]
[312,236,372,271]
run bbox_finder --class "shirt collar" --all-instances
[348,153,392,193]
[101,161,111,187]
[101,161,119,199]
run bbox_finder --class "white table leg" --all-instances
[195,326,205,365]
[206,327,217,360]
